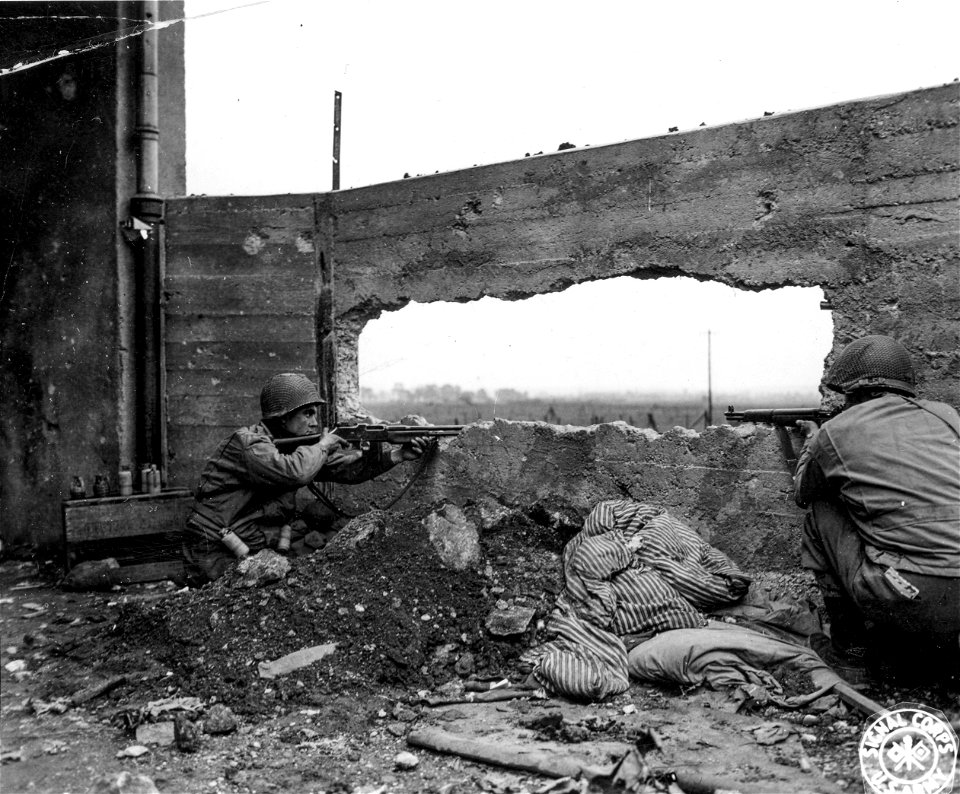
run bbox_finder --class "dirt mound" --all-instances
[106,505,566,715]
[3,518,959,794]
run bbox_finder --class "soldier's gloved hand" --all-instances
[398,436,431,461]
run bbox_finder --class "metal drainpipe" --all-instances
[130,0,165,477]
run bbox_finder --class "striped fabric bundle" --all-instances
[526,598,631,701]
[529,500,751,701]
[562,528,705,634]
[630,512,751,611]
[562,500,663,565]
[561,530,633,628]
[610,567,705,635]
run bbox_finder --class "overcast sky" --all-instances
[184,0,958,396]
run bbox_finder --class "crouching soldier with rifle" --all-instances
[182,372,435,586]
[791,336,960,682]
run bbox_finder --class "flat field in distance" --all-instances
[364,393,819,432]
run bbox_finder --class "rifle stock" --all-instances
[275,424,464,452]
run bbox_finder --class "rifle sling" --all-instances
[309,440,439,519]
[902,396,960,439]
[774,425,800,475]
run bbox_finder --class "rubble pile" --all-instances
[4,507,959,793]
[106,504,567,715]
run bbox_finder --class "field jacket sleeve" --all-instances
[793,431,828,508]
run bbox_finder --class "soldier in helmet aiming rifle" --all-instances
[793,335,960,682]
[182,373,430,585]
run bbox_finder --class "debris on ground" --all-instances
[60,558,121,591]
[257,642,338,679]
[1,502,957,793]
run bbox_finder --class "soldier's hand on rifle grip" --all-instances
[318,431,349,454]
[795,420,819,441]
[322,431,363,467]
[399,436,431,461]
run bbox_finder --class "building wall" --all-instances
[162,84,958,571]
[328,84,958,409]
[163,195,321,470]
[0,1,186,555]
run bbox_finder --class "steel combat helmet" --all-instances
[260,373,323,419]
[823,335,916,396]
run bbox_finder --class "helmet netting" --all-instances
[824,336,916,395]
[260,373,323,419]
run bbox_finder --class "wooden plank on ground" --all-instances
[407,728,614,780]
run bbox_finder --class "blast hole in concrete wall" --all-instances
[359,276,832,429]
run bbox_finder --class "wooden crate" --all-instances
[62,489,193,583]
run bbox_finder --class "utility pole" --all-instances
[332,90,342,190]
[706,329,713,427]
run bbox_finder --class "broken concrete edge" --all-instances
[421,416,761,440]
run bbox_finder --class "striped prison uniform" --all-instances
[525,500,751,701]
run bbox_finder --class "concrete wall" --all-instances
[330,84,959,409]
[163,84,958,571]
[346,420,804,571]
[0,1,186,555]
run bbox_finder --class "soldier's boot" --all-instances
[810,596,873,686]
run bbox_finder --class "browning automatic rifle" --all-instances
[723,407,839,426]
[275,423,464,452]
[724,406,840,474]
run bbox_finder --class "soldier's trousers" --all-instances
[801,499,960,645]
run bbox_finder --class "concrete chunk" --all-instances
[234,550,290,588]
[485,604,536,637]
[257,643,338,679]
[422,504,480,571]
